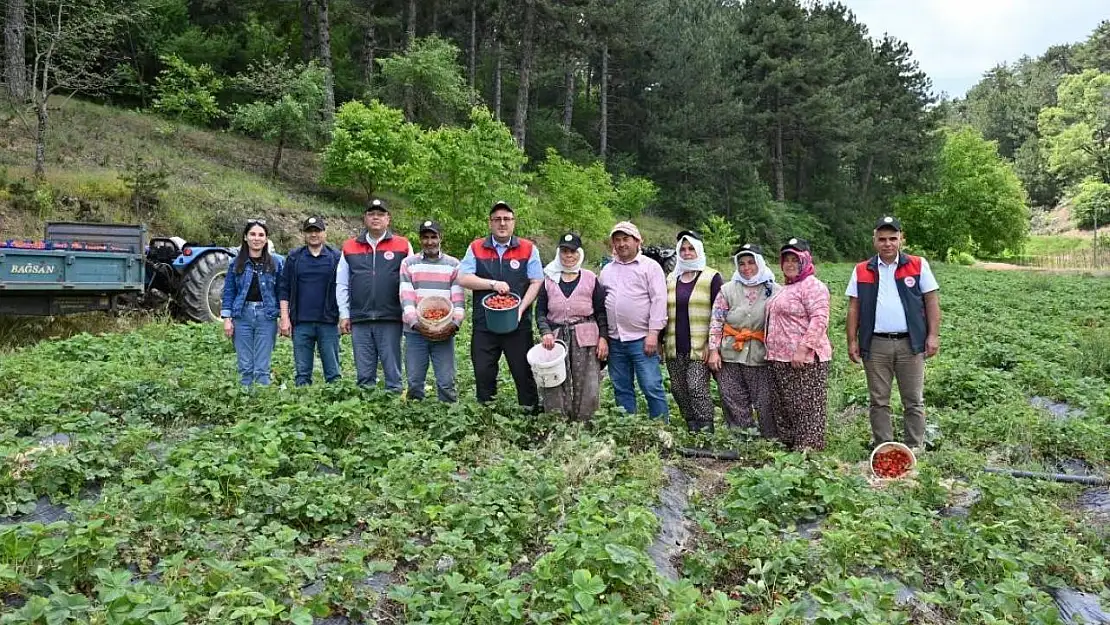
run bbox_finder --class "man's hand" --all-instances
[596,337,608,361]
[223,318,234,339]
[707,350,722,372]
[791,345,811,369]
[492,280,510,295]
[279,315,292,338]
[339,318,351,335]
[847,340,861,364]
[925,335,940,358]
[644,332,659,357]
[542,333,555,349]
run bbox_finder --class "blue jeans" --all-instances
[292,322,341,386]
[608,337,669,419]
[351,321,403,392]
[404,331,457,402]
[233,302,277,386]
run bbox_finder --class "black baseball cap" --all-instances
[302,216,326,231]
[780,238,811,254]
[365,198,389,214]
[874,215,902,231]
[418,219,442,235]
[733,242,763,257]
[557,233,583,250]
[490,200,514,215]
[676,230,702,242]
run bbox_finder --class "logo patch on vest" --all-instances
[384,251,395,260]
[510,259,520,269]
[903,276,916,288]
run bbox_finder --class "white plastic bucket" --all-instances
[527,341,568,388]
[869,441,917,479]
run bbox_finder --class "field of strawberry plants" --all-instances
[2,264,1109,624]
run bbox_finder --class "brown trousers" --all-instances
[863,336,926,447]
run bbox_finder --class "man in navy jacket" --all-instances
[279,216,343,385]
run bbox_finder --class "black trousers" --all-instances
[471,326,539,409]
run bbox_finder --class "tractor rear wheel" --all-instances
[180,251,231,322]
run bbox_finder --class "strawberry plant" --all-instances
[0,264,1108,623]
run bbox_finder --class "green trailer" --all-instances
[0,223,146,316]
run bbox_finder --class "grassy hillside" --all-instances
[0,98,377,249]
[0,99,687,260]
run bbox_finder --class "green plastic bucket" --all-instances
[481,292,521,334]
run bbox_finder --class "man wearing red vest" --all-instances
[457,201,544,410]
[846,216,941,449]
[336,199,414,391]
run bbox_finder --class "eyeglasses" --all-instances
[246,218,267,227]
[489,217,515,223]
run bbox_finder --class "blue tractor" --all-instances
[145,236,240,322]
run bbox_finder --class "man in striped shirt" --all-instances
[400,220,465,402]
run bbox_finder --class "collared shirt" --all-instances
[599,253,667,342]
[367,231,387,247]
[765,275,833,362]
[294,249,334,323]
[458,237,544,280]
[846,256,938,333]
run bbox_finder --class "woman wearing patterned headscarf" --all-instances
[535,232,608,420]
[707,243,781,438]
[765,238,833,450]
[664,231,723,432]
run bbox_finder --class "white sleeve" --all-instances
[845,268,859,298]
[336,253,351,319]
[918,258,939,293]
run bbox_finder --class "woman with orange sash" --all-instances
[707,243,780,438]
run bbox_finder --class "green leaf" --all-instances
[604,543,640,566]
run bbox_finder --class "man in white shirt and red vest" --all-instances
[846,216,941,449]
[457,201,544,411]
[336,198,414,391]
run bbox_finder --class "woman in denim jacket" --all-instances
[221,220,285,385]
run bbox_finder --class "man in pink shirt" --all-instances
[599,221,670,419]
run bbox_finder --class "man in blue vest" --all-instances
[845,216,941,449]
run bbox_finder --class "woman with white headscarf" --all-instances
[664,231,723,432]
[707,243,781,438]
[535,232,608,420]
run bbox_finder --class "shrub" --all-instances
[534,149,615,243]
[1070,178,1110,229]
[119,157,171,215]
[152,54,224,126]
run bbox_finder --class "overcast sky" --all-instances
[839,0,1108,99]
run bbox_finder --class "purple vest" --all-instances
[543,270,600,347]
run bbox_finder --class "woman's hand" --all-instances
[542,333,555,349]
[707,350,722,372]
[223,318,234,339]
[791,345,811,369]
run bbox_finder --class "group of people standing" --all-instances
[220,203,940,452]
